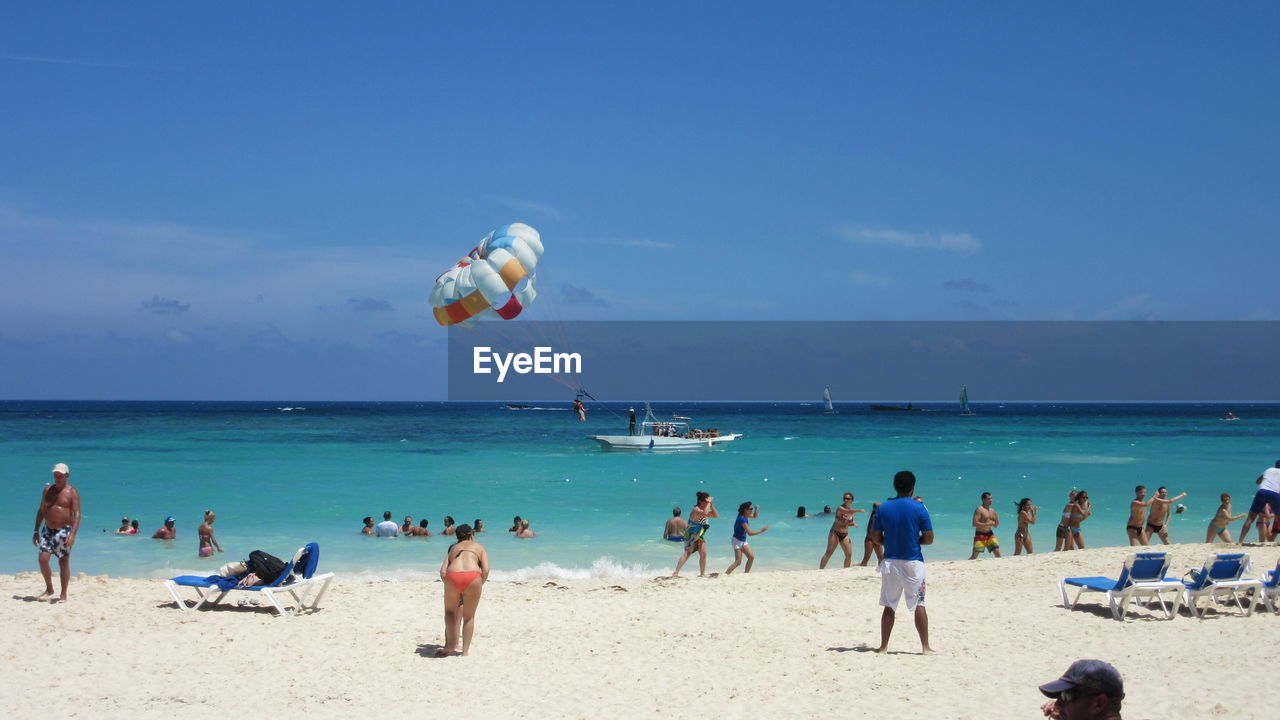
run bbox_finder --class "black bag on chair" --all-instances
[247,550,287,584]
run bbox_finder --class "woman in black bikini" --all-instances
[859,502,883,566]
[1013,498,1037,555]
[820,492,865,569]
[1068,491,1092,550]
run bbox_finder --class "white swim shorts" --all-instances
[878,559,926,611]
[730,537,748,550]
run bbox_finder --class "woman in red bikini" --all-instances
[436,523,489,657]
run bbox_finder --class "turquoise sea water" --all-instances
[2,401,1276,580]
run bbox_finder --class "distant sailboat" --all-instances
[959,386,975,416]
[822,386,836,414]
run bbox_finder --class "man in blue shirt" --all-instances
[869,470,934,654]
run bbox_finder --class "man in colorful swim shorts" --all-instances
[870,470,933,654]
[1238,461,1280,544]
[968,491,1002,559]
[33,462,81,603]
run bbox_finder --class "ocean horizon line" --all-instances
[3,398,1280,405]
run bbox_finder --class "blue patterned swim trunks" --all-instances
[38,526,72,558]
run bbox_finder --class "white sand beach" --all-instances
[2,543,1275,719]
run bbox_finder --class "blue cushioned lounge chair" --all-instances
[1181,552,1262,619]
[1256,559,1280,614]
[164,542,335,616]
[1058,552,1182,621]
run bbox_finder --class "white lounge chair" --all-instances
[1249,558,1279,614]
[1180,552,1263,619]
[1058,552,1183,621]
[164,542,335,616]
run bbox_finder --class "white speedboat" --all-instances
[588,404,742,451]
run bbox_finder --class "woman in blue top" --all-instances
[725,501,770,574]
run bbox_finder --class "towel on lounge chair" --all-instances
[164,543,334,616]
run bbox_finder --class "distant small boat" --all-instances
[822,386,837,414]
[505,404,533,410]
[1222,412,1239,421]
[870,403,920,412]
[960,386,975,416]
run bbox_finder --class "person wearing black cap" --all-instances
[1038,659,1125,719]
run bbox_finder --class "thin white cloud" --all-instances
[493,196,562,221]
[580,237,675,249]
[1096,293,1160,321]
[0,202,443,344]
[140,296,191,314]
[164,328,194,345]
[848,270,890,287]
[839,224,981,254]
[0,53,131,68]
[942,278,992,293]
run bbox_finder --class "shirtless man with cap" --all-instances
[33,463,81,602]
[152,516,177,539]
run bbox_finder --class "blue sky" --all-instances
[2,2,1277,399]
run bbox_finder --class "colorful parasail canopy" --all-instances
[429,223,544,326]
